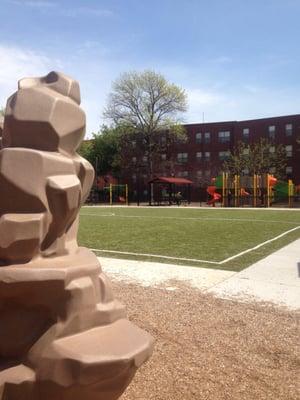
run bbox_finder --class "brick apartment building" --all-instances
[123,114,300,199]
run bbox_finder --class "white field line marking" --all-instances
[84,213,115,217]
[80,213,299,225]
[89,248,219,264]
[90,225,300,265]
[219,225,300,264]
[83,205,300,211]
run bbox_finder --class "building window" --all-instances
[132,156,137,163]
[218,131,230,143]
[204,170,211,177]
[204,151,210,161]
[161,135,167,144]
[286,166,293,175]
[132,174,137,182]
[177,152,188,163]
[157,172,164,177]
[242,168,249,175]
[196,132,202,144]
[143,190,148,196]
[219,151,230,160]
[132,140,136,147]
[268,125,276,139]
[196,151,202,161]
[269,146,275,153]
[242,128,249,139]
[242,148,250,155]
[204,132,211,143]
[269,167,276,174]
[142,155,148,162]
[178,171,188,177]
[161,153,167,161]
[196,170,203,182]
[285,145,293,157]
[285,124,293,136]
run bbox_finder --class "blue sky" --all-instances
[0,0,300,136]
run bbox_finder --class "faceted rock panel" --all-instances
[0,71,153,400]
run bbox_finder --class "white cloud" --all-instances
[186,84,300,124]
[185,88,223,122]
[243,84,262,94]
[1,43,299,137]
[8,0,56,8]
[0,43,113,136]
[61,7,114,18]
[0,44,62,107]
[75,40,110,57]
[8,1,114,18]
[187,88,222,106]
[213,56,232,64]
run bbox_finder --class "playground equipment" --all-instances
[207,180,222,206]
[106,183,128,205]
[148,177,193,206]
[209,172,297,208]
[87,183,128,204]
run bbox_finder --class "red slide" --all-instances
[268,175,277,188]
[240,188,250,196]
[207,185,221,206]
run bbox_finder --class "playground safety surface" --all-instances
[112,280,299,400]
[100,239,300,399]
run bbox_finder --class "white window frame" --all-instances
[204,132,211,143]
[285,145,293,157]
[285,124,293,136]
[218,131,231,143]
[196,132,202,143]
[196,151,202,161]
[177,152,188,163]
[204,151,210,161]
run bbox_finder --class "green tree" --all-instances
[103,70,188,178]
[222,141,250,176]
[78,125,122,176]
[78,140,93,162]
[223,138,287,178]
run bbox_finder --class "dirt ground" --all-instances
[113,280,300,400]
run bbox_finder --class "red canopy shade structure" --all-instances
[148,176,193,185]
[148,176,193,206]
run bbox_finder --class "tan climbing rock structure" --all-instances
[0,71,153,400]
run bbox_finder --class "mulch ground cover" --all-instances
[113,280,300,400]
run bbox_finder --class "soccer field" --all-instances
[78,207,300,271]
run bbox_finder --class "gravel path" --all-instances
[113,280,300,400]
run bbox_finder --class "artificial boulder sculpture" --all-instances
[0,71,153,400]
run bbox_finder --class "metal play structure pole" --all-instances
[253,174,257,207]
[222,172,225,207]
[109,183,113,206]
[234,174,240,207]
[267,174,270,208]
[288,179,294,208]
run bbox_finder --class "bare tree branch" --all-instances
[103,70,187,178]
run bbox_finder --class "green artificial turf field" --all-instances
[78,207,300,271]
